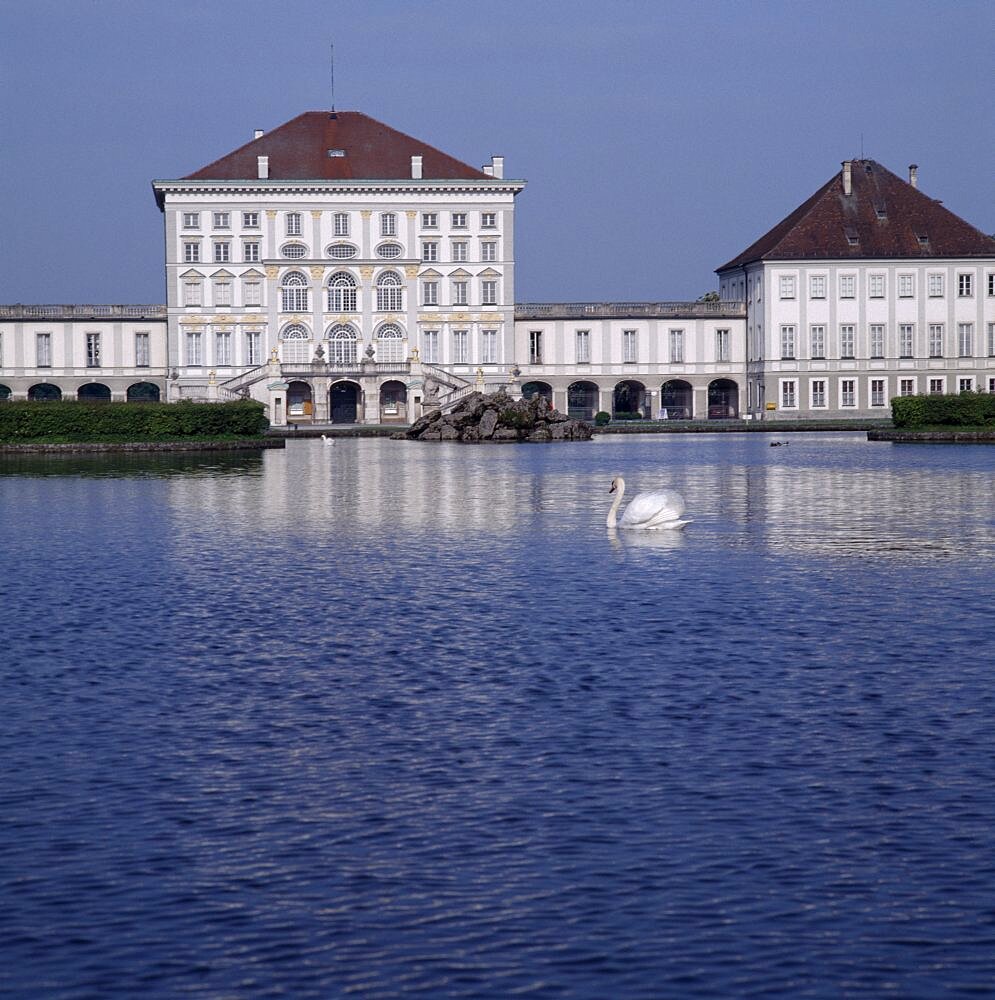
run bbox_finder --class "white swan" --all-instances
[606,476,689,530]
[321,434,333,445]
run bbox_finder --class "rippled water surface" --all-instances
[2,432,994,998]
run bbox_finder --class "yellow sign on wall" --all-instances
[765,402,776,410]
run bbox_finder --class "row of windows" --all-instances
[778,272,993,300]
[181,238,502,264]
[778,322,995,360]
[20,332,152,369]
[181,210,499,236]
[778,375,990,409]
[525,328,732,365]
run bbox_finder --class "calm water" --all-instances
[1,433,994,999]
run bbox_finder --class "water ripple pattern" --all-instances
[1,433,993,998]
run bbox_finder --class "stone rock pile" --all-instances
[397,390,593,443]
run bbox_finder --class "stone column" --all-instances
[694,385,708,420]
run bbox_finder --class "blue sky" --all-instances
[2,0,992,304]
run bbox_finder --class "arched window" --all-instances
[327,324,357,366]
[281,323,310,365]
[280,271,309,312]
[376,323,404,363]
[376,271,403,312]
[327,272,357,312]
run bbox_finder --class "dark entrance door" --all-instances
[330,382,359,423]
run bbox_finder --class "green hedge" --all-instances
[891,392,995,429]
[0,400,269,442]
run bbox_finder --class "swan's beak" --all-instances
[609,482,616,494]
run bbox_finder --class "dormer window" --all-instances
[916,234,930,246]
[874,204,887,219]
[844,227,859,246]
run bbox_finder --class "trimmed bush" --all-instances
[0,400,269,442]
[892,392,995,428]
[612,411,645,421]
[594,411,611,426]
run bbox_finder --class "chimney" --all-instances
[908,163,919,189]
[257,155,269,179]
[490,155,504,179]
[410,154,423,179]
[841,160,852,196]
[254,129,264,140]
[482,164,494,177]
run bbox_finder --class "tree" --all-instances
[697,291,720,302]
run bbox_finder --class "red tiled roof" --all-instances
[717,160,995,271]
[183,111,491,181]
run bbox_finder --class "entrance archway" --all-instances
[28,383,62,402]
[127,381,160,402]
[0,385,11,401]
[661,379,693,420]
[330,380,360,424]
[380,380,407,420]
[567,381,599,421]
[287,380,313,421]
[708,378,739,419]
[613,380,647,418]
[78,383,111,402]
[522,381,553,404]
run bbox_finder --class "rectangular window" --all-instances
[869,324,884,358]
[245,331,261,365]
[452,280,468,306]
[452,330,468,364]
[929,378,945,395]
[214,280,232,306]
[959,377,974,393]
[422,241,438,262]
[840,324,855,359]
[811,379,826,408]
[810,324,826,359]
[529,330,543,365]
[186,331,202,366]
[451,212,467,229]
[480,241,497,262]
[840,378,856,407]
[839,274,856,298]
[869,274,885,298]
[928,324,944,357]
[988,273,994,296]
[286,213,302,236]
[420,212,437,229]
[333,213,349,236]
[779,275,796,299]
[214,242,230,263]
[715,328,730,362]
[36,332,52,367]
[988,323,995,357]
[381,212,397,236]
[781,380,796,408]
[481,329,497,364]
[423,330,439,363]
[669,328,684,363]
[86,332,101,368]
[958,273,973,297]
[899,378,915,397]
[451,241,468,262]
[622,329,638,363]
[215,330,232,365]
[898,274,914,297]
[243,280,261,307]
[899,324,914,358]
[183,279,202,306]
[182,212,200,229]
[242,212,259,228]
[481,212,497,228]
[958,323,973,357]
[481,280,497,306]
[243,242,260,263]
[780,325,795,360]
[213,212,230,229]
[183,242,201,263]
[576,329,590,363]
[871,378,886,406]
[422,280,438,306]
[928,273,944,297]
[809,274,826,298]
[135,332,150,367]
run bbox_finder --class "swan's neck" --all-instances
[606,480,625,527]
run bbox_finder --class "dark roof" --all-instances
[183,111,491,181]
[717,160,995,271]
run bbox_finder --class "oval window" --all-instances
[376,243,402,259]
[281,243,307,259]
[327,243,358,259]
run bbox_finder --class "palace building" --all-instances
[1,112,992,422]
